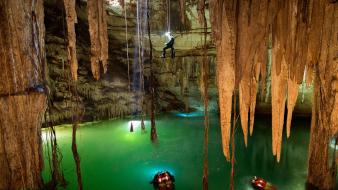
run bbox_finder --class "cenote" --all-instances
[1,0,337,190]
[42,113,313,190]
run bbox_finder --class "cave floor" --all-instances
[42,113,312,190]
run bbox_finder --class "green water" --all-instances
[42,113,312,190]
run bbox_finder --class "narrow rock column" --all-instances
[0,0,47,189]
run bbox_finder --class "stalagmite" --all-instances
[209,0,236,161]
[63,0,78,81]
[87,0,109,80]
[0,0,46,189]
[130,122,134,132]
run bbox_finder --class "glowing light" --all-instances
[165,32,172,40]
[175,112,204,118]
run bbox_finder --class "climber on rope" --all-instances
[161,32,175,59]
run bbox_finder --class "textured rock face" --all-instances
[0,94,46,190]
[0,0,47,189]
[44,0,313,126]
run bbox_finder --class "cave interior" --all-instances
[0,0,337,190]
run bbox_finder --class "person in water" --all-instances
[251,176,277,190]
[151,171,175,190]
[161,32,175,59]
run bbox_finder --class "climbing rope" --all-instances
[124,0,130,91]
[166,0,170,32]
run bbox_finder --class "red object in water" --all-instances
[251,176,267,190]
[251,176,277,190]
[151,171,175,190]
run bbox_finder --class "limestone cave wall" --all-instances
[44,0,313,125]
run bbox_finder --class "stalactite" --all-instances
[63,0,78,81]
[209,0,236,161]
[87,0,109,80]
[271,53,288,163]
[286,78,298,138]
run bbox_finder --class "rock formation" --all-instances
[87,0,109,80]
[209,0,337,188]
[0,0,47,189]
[64,0,78,81]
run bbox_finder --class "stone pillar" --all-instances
[307,1,337,190]
[0,0,47,189]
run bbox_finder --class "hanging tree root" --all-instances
[147,0,157,142]
[197,0,209,189]
[72,122,83,190]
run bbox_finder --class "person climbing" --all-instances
[150,171,175,190]
[161,32,175,59]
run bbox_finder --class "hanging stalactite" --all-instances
[286,78,298,138]
[209,0,236,161]
[237,0,269,144]
[63,0,78,81]
[87,0,109,80]
[209,0,330,163]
